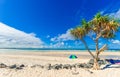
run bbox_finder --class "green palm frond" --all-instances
[71,26,86,39]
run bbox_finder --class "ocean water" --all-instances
[0,48,119,52]
[0,48,120,59]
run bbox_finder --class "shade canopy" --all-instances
[69,55,77,59]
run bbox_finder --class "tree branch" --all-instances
[95,33,101,41]
[81,38,95,58]
[95,28,107,41]
[98,44,107,54]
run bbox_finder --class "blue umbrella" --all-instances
[69,54,77,59]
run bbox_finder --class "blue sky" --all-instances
[0,0,120,49]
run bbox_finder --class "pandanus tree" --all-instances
[71,13,120,70]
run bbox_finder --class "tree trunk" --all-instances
[81,38,100,70]
[93,58,100,70]
[96,39,99,60]
[81,39,95,59]
[93,39,100,70]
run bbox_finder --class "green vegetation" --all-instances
[71,13,120,70]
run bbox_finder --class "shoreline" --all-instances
[0,49,120,59]
[0,48,120,51]
[0,50,120,77]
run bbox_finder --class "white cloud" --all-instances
[52,42,64,48]
[45,42,65,48]
[50,29,83,48]
[74,41,82,46]
[48,42,73,48]
[109,9,120,19]
[29,33,36,37]
[111,39,120,44]
[99,43,103,46]
[0,22,44,48]
[50,29,74,42]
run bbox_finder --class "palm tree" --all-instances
[71,26,95,58]
[90,13,120,70]
[71,13,120,70]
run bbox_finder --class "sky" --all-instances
[0,0,120,49]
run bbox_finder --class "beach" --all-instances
[0,49,120,77]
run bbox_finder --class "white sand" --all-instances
[0,49,120,77]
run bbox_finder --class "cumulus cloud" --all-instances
[109,9,120,19]
[29,33,36,37]
[0,22,44,48]
[50,29,74,42]
[108,39,120,49]
[49,29,80,48]
[111,39,120,44]
[48,42,73,48]
[52,42,64,48]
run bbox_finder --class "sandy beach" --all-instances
[0,49,120,77]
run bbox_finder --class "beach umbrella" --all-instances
[69,54,77,59]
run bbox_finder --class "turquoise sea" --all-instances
[0,48,119,52]
[0,48,120,59]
